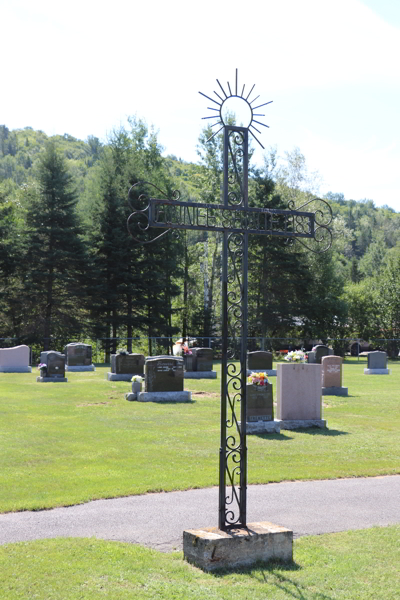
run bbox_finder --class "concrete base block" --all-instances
[183,521,293,572]
[107,373,136,381]
[66,365,95,372]
[276,419,326,430]
[247,369,277,377]
[322,386,348,396]
[0,366,32,373]
[184,371,217,379]
[364,369,390,375]
[136,391,192,403]
[125,392,137,401]
[239,420,281,434]
[36,376,68,382]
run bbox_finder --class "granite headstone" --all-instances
[247,382,274,422]
[145,356,184,392]
[192,348,213,372]
[40,351,66,378]
[65,343,92,367]
[248,351,273,371]
[367,351,387,370]
[111,353,145,376]
[314,345,330,364]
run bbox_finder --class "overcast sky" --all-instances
[2,0,400,211]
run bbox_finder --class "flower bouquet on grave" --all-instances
[284,350,306,362]
[247,372,269,386]
[37,362,47,377]
[131,375,143,394]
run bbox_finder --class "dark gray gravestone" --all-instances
[247,382,274,422]
[314,345,330,364]
[65,343,92,367]
[111,353,145,375]
[40,351,66,378]
[183,354,195,371]
[192,348,213,372]
[145,357,184,392]
[367,351,387,370]
[247,351,273,371]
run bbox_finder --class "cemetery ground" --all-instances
[1,358,399,599]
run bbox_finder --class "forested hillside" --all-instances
[1,122,399,357]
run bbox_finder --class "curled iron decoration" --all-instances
[288,197,333,253]
[224,229,245,526]
[227,131,245,206]
[127,182,181,245]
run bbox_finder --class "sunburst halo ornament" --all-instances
[199,68,272,149]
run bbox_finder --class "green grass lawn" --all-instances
[0,360,399,512]
[1,526,399,599]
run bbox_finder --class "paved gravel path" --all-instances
[1,475,399,552]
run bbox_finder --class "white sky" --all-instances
[2,0,400,211]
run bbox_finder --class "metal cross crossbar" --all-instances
[127,71,332,531]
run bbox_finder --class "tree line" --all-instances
[0,121,399,358]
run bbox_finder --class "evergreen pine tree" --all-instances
[22,142,88,349]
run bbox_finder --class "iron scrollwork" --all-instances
[127,182,181,245]
[288,197,333,253]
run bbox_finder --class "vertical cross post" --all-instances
[219,125,249,530]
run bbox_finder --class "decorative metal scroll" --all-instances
[288,197,333,253]
[127,182,181,245]
[127,69,333,532]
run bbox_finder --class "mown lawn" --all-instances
[1,526,399,599]
[0,360,399,512]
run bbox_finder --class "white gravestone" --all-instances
[0,345,31,373]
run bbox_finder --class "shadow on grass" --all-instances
[252,432,294,441]
[292,427,349,437]
[212,560,336,599]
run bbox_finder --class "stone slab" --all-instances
[107,373,134,381]
[66,365,95,372]
[239,420,281,434]
[0,345,30,369]
[136,391,192,403]
[0,366,32,373]
[364,369,390,375]
[36,376,68,383]
[276,419,326,430]
[277,363,322,420]
[248,369,276,376]
[322,386,348,396]
[183,521,293,571]
[125,393,137,401]
[184,371,217,379]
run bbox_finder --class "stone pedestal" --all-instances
[0,365,32,373]
[184,371,217,379]
[37,376,68,383]
[66,365,95,372]
[364,368,390,375]
[107,373,134,381]
[242,420,281,434]
[136,391,192,402]
[183,522,293,572]
[322,386,348,396]
[276,419,326,430]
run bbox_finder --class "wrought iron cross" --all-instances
[127,70,332,531]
